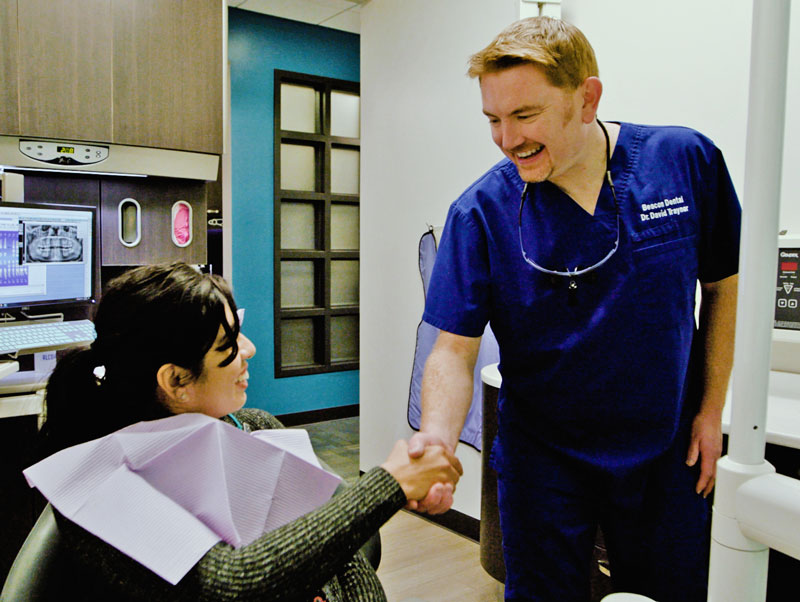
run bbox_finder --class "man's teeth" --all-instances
[236,372,249,384]
[517,146,543,159]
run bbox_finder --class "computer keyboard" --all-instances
[0,320,96,356]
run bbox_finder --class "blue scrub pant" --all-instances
[496,419,710,602]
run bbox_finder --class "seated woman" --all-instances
[37,262,461,601]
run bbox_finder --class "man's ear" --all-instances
[580,76,603,123]
[156,363,192,406]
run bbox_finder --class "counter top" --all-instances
[0,390,44,419]
[0,360,19,381]
[480,363,502,388]
[480,363,800,451]
[1,361,45,419]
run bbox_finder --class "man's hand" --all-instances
[410,330,479,514]
[686,409,723,498]
[690,275,736,498]
[406,431,458,514]
[381,439,462,503]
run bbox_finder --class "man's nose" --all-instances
[500,121,523,151]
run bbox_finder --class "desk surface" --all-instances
[481,364,800,451]
[0,360,19,381]
[1,360,45,418]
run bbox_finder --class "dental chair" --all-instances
[1,504,72,601]
[2,479,381,601]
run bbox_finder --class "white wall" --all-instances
[360,0,518,518]
[563,0,800,229]
[360,0,800,521]
[781,3,800,229]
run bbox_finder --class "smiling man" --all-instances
[408,16,741,602]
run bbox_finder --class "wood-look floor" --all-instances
[298,417,504,601]
[378,511,505,601]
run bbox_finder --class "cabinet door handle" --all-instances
[171,201,192,248]
[118,198,141,247]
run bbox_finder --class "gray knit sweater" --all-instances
[53,408,407,601]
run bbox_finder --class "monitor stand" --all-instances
[20,310,65,323]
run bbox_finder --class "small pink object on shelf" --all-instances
[172,201,192,247]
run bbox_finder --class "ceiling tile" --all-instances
[237,0,352,23]
[320,8,360,34]
[235,0,362,34]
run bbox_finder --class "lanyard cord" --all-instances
[227,413,244,430]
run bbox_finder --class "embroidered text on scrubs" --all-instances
[640,195,688,221]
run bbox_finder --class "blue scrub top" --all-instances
[423,123,741,471]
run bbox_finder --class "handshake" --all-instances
[380,432,462,515]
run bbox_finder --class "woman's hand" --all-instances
[380,439,463,502]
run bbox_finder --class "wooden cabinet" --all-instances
[22,172,208,273]
[112,0,222,154]
[100,178,208,266]
[0,0,222,155]
[0,0,20,135]
[17,0,113,143]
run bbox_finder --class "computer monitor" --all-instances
[0,201,96,311]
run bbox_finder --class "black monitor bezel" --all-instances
[0,200,98,311]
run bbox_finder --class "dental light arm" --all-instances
[736,473,800,561]
[707,1,800,601]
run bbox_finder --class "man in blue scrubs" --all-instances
[409,17,740,602]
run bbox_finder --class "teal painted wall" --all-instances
[228,9,360,416]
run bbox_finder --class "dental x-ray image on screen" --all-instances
[23,222,85,263]
[0,201,96,309]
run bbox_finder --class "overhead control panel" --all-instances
[19,139,109,166]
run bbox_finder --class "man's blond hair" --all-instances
[468,17,598,90]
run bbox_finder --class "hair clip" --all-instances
[93,365,106,385]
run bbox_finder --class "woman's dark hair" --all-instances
[38,262,240,459]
